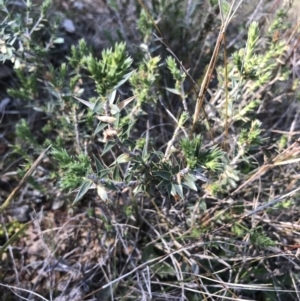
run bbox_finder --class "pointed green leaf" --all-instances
[103,181,119,191]
[171,165,180,175]
[99,168,112,179]
[102,141,115,156]
[132,155,143,163]
[110,104,120,115]
[115,153,131,164]
[228,178,238,188]
[182,179,198,191]
[73,180,93,204]
[93,155,104,174]
[113,70,135,90]
[108,89,117,105]
[142,139,148,159]
[153,171,171,181]
[122,139,135,149]
[157,179,171,188]
[166,87,181,96]
[113,163,122,181]
[198,200,207,211]
[171,184,184,199]
[94,122,107,135]
[171,184,176,196]
[133,184,144,195]
[74,96,95,110]
[175,184,184,199]
[0,221,30,257]
[92,98,104,114]
[153,261,176,278]
[183,173,197,182]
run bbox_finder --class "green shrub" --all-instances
[1,0,299,300]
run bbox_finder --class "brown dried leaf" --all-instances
[96,116,117,123]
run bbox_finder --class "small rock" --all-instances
[62,19,75,33]
[52,198,65,210]
[10,205,32,223]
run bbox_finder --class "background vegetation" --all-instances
[0,0,300,300]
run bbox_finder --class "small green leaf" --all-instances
[183,179,198,191]
[93,155,104,174]
[198,200,207,211]
[142,139,148,159]
[171,165,180,175]
[171,184,176,196]
[133,184,144,195]
[153,171,171,181]
[232,224,245,237]
[113,164,122,181]
[92,99,104,114]
[153,261,176,278]
[74,96,95,110]
[166,87,181,96]
[103,181,118,191]
[228,178,238,188]
[122,139,135,149]
[174,184,184,199]
[109,104,120,115]
[108,89,117,105]
[157,179,171,188]
[0,221,30,257]
[99,168,112,179]
[171,184,184,199]
[113,70,135,90]
[133,155,143,163]
[183,173,197,182]
[142,244,156,261]
[102,141,115,156]
[94,122,108,135]
[73,180,93,204]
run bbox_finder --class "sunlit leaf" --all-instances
[182,179,197,191]
[114,153,131,164]
[74,96,95,110]
[174,184,184,199]
[108,89,117,105]
[166,87,181,95]
[97,184,108,201]
[133,184,144,195]
[110,104,120,115]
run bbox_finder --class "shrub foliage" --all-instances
[1,0,300,300]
